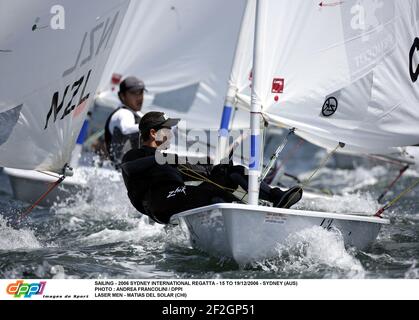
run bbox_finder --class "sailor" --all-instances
[104,76,146,168]
[120,111,303,224]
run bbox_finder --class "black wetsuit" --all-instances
[120,146,239,223]
[120,146,286,224]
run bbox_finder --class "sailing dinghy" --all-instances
[0,0,129,207]
[171,0,419,264]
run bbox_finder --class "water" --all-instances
[0,143,418,279]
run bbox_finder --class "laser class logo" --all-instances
[6,280,46,298]
[322,97,338,117]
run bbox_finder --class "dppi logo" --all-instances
[410,38,419,83]
[6,280,46,298]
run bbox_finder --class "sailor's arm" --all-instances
[120,156,156,178]
[114,109,139,135]
[174,155,214,181]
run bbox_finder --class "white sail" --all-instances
[228,0,256,96]
[0,0,130,173]
[98,0,248,131]
[233,0,419,154]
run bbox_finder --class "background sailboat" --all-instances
[0,0,130,206]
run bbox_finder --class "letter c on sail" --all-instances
[410,37,419,83]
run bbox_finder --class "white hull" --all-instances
[172,203,389,265]
[3,168,89,207]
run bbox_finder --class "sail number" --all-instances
[43,9,121,129]
[320,219,334,231]
[44,70,92,130]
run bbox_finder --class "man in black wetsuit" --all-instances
[120,112,303,224]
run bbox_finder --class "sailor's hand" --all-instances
[211,163,230,175]
[210,164,239,190]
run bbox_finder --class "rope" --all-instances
[278,139,304,173]
[35,171,61,179]
[260,128,295,182]
[179,165,247,203]
[178,165,247,198]
[179,141,344,208]
[377,165,409,203]
[282,143,345,209]
[368,154,413,168]
[267,138,305,184]
[375,177,419,217]
[17,175,66,222]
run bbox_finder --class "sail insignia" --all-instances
[322,97,338,117]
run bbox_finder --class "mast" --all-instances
[217,0,254,163]
[217,85,238,163]
[248,0,264,205]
